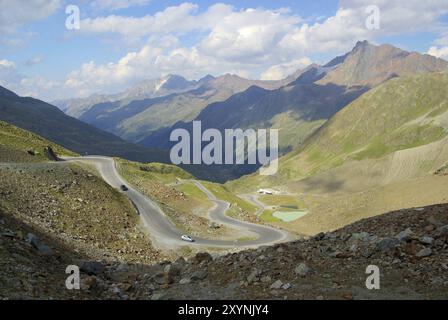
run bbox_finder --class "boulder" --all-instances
[179,278,191,285]
[419,236,434,245]
[192,252,213,264]
[377,238,399,252]
[26,233,53,256]
[152,272,173,285]
[433,225,448,239]
[164,263,183,278]
[282,283,292,290]
[80,261,105,276]
[209,222,221,229]
[247,268,262,283]
[270,280,283,290]
[190,270,208,281]
[260,276,272,283]
[396,228,413,242]
[416,248,432,258]
[294,263,312,277]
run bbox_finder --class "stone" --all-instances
[26,233,53,256]
[282,283,292,290]
[1,229,15,238]
[190,270,207,281]
[377,238,399,252]
[419,236,434,245]
[433,225,448,238]
[174,257,188,266]
[209,222,221,229]
[192,252,213,264]
[416,247,432,258]
[427,216,443,227]
[247,269,262,283]
[164,263,182,278]
[260,276,272,283]
[351,232,370,241]
[430,277,444,285]
[115,263,129,272]
[179,278,191,285]
[294,263,312,277]
[361,247,374,258]
[82,276,98,290]
[151,293,166,300]
[270,280,283,290]
[152,272,173,285]
[396,228,413,242]
[314,233,325,241]
[80,261,105,275]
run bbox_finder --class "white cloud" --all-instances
[198,8,301,63]
[0,58,62,100]
[0,0,61,33]
[58,0,448,98]
[3,0,448,100]
[261,58,312,81]
[79,3,234,39]
[428,46,448,60]
[0,59,15,68]
[340,0,448,34]
[0,59,21,86]
[90,0,151,11]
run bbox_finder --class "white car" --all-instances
[181,235,195,242]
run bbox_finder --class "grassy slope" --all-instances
[230,72,448,191]
[116,159,260,237]
[283,72,448,179]
[200,181,258,219]
[228,72,448,235]
[116,159,225,238]
[0,120,77,162]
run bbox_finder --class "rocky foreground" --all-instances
[1,203,448,300]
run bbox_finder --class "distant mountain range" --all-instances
[10,41,448,182]
[53,74,213,118]
[137,41,447,181]
[0,86,168,163]
[53,72,303,143]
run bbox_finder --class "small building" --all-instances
[258,189,273,195]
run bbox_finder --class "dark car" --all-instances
[120,185,129,192]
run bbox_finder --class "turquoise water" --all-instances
[273,211,308,222]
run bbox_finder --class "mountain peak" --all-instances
[353,40,371,50]
[198,74,215,83]
[318,41,448,87]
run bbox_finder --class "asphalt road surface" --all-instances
[64,156,290,249]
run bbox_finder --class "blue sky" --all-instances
[0,0,447,100]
